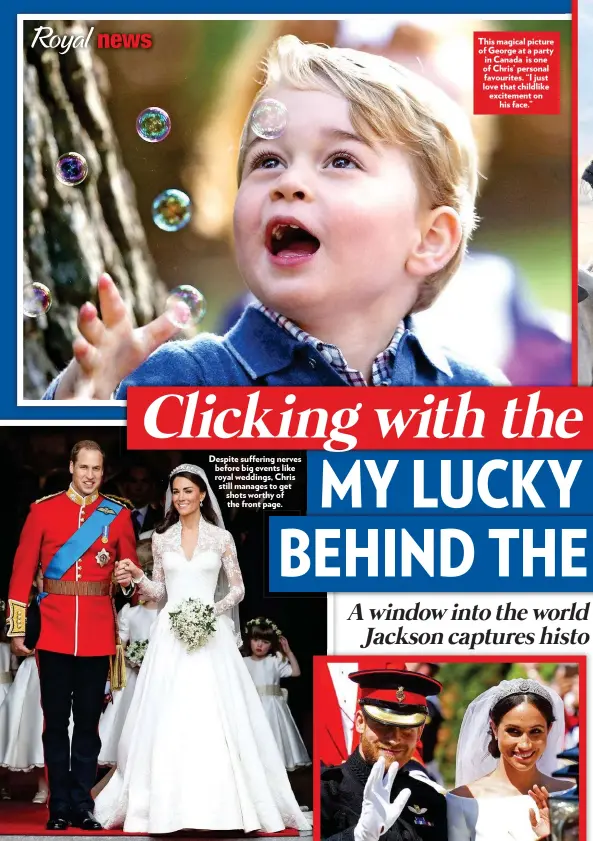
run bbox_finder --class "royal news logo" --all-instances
[30,26,153,55]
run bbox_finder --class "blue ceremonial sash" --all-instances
[43,500,124,583]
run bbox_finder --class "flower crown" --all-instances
[245,617,282,637]
[489,678,553,711]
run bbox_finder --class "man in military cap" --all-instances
[6,440,141,831]
[321,668,447,841]
[318,658,409,767]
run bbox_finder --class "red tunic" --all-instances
[316,660,350,766]
[7,489,140,656]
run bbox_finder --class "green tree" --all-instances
[23,20,164,397]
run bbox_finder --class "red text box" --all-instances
[474,31,561,115]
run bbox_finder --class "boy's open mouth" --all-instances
[265,217,321,258]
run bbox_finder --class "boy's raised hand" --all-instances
[55,274,190,400]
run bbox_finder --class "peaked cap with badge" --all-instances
[350,668,442,728]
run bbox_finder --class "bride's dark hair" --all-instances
[156,471,218,533]
[487,692,555,758]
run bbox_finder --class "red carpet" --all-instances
[0,803,300,837]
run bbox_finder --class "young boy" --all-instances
[45,35,504,400]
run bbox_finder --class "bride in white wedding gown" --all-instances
[94,464,310,834]
[447,679,573,841]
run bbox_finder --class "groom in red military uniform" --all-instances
[6,440,141,831]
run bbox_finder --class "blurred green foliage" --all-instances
[188,21,256,113]
[501,19,571,54]
[474,227,571,311]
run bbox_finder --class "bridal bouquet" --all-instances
[126,639,150,668]
[169,598,217,652]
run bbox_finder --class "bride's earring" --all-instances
[200,498,204,507]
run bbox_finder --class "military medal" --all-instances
[96,548,110,567]
[101,525,109,544]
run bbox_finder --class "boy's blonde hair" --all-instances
[237,35,479,312]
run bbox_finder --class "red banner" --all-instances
[126,387,592,452]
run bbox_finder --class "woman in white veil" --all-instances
[162,465,242,643]
[447,678,573,841]
[94,463,310,834]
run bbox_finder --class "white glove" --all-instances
[354,757,411,841]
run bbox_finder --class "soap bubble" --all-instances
[152,189,192,232]
[250,99,288,140]
[23,282,52,317]
[55,153,88,186]
[136,107,171,142]
[165,285,206,328]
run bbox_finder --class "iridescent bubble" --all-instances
[55,152,88,186]
[136,107,171,143]
[165,285,206,329]
[23,282,52,317]
[250,98,288,140]
[152,189,192,232]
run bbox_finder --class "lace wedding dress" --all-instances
[93,519,310,833]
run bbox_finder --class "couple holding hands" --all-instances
[6,439,309,834]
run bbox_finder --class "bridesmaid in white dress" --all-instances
[0,641,14,708]
[447,678,574,840]
[0,597,15,710]
[243,618,311,771]
[0,607,18,801]
[0,597,21,710]
[0,578,48,803]
[0,653,46,796]
[98,599,159,766]
[93,464,310,834]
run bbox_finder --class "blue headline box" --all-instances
[307,451,592,515]
[269,515,593,592]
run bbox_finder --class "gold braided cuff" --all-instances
[7,599,27,637]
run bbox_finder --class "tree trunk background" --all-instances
[23,20,166,398]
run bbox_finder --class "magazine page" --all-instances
[0,7,583,841]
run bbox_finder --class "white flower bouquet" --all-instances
[126,639,150,668]
[169,598,217,652]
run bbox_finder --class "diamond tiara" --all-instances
[490,678,553,711]
[169,464,203,479]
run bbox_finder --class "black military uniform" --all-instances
[321,669,448,841]
[321,751,447,841]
